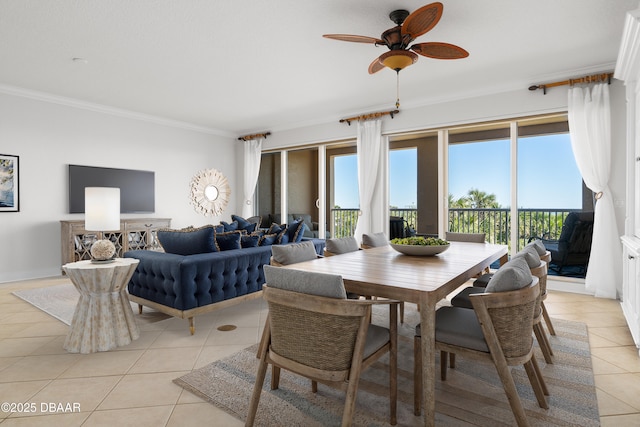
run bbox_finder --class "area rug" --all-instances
[174,304,599,426]
[12,282,170,325]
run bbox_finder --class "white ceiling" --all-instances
[0,0,637,136]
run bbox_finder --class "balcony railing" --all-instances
[330,208,580,250]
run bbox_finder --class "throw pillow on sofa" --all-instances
[287,219,307,243]
[215,230,242,251]
[241,232,261,248]
[268,223,289,244]
[220,220,239,232]
[259,233,278,246]
[157,225,217,255]
[231,214,260,234]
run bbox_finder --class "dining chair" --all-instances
[246,266,398,426]
[444,231,486,243]
[445,232,490,276]
[450,246,554,364]
[514,240,556,337]
[360,232,388,249]
[414,260,548,426]
[269,240,320,267]
[359,232,405,323]
[324,236,360,257]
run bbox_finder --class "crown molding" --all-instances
[0,84,234,138]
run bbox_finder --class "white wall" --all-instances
[0,92,236,282]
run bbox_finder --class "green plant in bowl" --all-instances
[390,236,449,246]
[390,236,450,256]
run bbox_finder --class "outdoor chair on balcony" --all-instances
[532,211,594,275]
[246,266,398,426]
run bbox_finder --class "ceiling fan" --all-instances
[323,2,468,75]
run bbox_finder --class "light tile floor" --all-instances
[0,276,639,426]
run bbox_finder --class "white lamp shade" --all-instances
[85,187,120,231]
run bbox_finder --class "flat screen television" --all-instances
[68,165,155,213]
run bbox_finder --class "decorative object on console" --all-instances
[85,187,120,262]
[189,168,230,217]
[0,153,19,212]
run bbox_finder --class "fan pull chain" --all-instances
[396,71,400,109]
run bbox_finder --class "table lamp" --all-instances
[85,187,120,263]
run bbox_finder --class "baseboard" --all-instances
[547,276,592,295]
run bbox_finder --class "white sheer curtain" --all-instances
[354,119,388,243]
[242,138,262,218]
[568,82,621,298]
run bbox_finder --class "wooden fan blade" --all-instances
[411,42,469,59]
[323,34,384,44]
[368,55,385,74]
[402,2,443,39]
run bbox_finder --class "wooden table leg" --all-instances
[419,293,437,426]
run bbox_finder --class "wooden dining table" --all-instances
[280,241,508,426]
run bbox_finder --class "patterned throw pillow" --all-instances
[215,231,242,251]
[157,225,217,255]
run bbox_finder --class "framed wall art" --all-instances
[0,154,19,212]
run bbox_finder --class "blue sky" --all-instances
[334,133,582,209]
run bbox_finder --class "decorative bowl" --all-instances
[390,243,450,256]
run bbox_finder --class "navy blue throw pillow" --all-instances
[259,233,278,246]
[241,233,261,248]
[287,219,307,243]
[221,220,239,232]
[231,215,258,233]
[267,223,285,234]
[157,226,216,255]
[215,231,242,251]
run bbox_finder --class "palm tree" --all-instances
[466,188,499,208]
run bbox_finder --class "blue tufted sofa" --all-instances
[124,239,325,334]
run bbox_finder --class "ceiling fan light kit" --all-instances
[380,50,418,72]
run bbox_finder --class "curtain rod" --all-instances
[528,72,613,95]
[238,131,270,141]
[339,109,399,126]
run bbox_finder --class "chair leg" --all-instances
[531,353,549,396]
[413,336,422,416]
[523,359,548,409]
[246,356,269,426]
[312,380,318,393]
[533,323,553,364]
[492,358,530,427]
[440,351,448,381]
[449,353,456,369]
[400,302,405,323]
[270,366,281,390]
[541,301,556,336]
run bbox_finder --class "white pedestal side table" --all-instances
[62,258,140,353]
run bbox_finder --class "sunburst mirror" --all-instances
[189,168,231,217]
